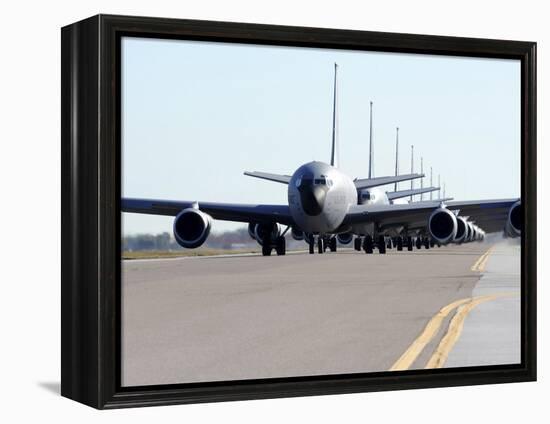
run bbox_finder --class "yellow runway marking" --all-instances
[389,297,471,371]
[471,246,494,272]
[426,292,517,368]
[390,292,518,372]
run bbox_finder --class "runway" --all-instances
[121,240,520,387]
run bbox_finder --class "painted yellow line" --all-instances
[471,246,495,272]
[425,292,517,369]
[389,297,472,371]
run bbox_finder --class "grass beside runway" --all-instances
[122,248,260,259]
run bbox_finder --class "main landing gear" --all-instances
[328,237,337,252]
[396,236,403,251]
[363,234,374,254]
[261,235,286,256]
[378,235,386,254]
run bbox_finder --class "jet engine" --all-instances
[337,232,353,244]
[467,222,475,242]
[462,220,471,243]
[505,201,521,238]
[248,222,257,240]
[254,223,281,245]
[173,208,212,248]
[291,227,305,241]
[453,216,468,244]
[428,207,457,245]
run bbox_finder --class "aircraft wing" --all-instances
[122,198,295,226]
[342,198,518,233]
[243,171,292,184]
[354,173,424,190]
[386,186,439,201]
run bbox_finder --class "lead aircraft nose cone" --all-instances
[299,185,326,216]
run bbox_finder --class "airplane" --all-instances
[122,63,521,256]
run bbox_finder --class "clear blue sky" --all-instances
[122,37,520,235]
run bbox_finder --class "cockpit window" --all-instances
[361,191,373,200]
[297,177,313,188]
[313,177,333,186]
[296,175,332,188]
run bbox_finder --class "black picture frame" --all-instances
[61,14,537,409]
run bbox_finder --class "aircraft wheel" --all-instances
[363,235,373,254]
[329,237,337,252]
[308,238,315,254]
[378,235,386,254]
[397,236,403,251]
[262,244,272,256]
[318,237,325,254]
[423,237,430,249]
[429,239,435,248]
[407,236,413,251]
[387,238,393,249]
[275,236,286,256]
[354,237,362,251]
[415,237,422,249]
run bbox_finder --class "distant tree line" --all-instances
[123,227,304,251]
[123,227,255,251]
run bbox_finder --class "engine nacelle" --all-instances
[478,229,486,241]
[337,232,353,244]
[505,201,521,238]
[467,222,475,242]
[428,207,457,245]
[453,216,468,244]
[254,223,281,246]
[463,222,473,243]
[173,208,212,248]
[248,222,257,240]
[291,227,305,241]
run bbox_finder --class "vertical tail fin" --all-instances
[369,101,374,178]
[420,157,424,201]
[430,167,433,200]
[394,127,399,191]
[330,63,339,168]
[410,145,414,202]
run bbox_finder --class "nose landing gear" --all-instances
[317,237,325,254]
[308,237,315,254]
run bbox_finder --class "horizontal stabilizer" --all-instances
[244,171,291,184]
[354,173,424,190]
[387,186,440,201]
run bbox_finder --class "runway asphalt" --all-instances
[121,240,520,387]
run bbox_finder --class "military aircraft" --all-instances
[122,64,521,256]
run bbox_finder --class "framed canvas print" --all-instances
[61,14,536,409]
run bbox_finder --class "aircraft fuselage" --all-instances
[288,161,371,235]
